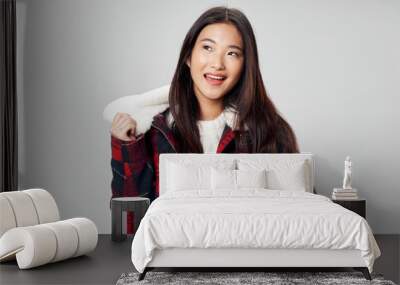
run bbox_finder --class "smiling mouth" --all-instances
[204,73,227,80]
[204,73,227,86]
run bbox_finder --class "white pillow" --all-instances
[237,159,310,192]
[167,160,235,192]
[211,168,267,190]
[236,169,267,189]
[211,168,236,190]
[266,163,307,191]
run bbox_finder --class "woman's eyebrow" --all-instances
[200,38,243,51]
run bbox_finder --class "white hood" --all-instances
[103,84,241,135]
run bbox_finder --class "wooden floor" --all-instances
[0,234,398,285]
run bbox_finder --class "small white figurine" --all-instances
[342,156,352,189]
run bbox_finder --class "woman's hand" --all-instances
[110,112,137,142]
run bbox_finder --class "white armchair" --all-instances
[0,188,98,269]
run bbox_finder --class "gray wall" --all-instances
[16,0,400,234]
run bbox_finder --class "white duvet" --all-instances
[131,189,381,273]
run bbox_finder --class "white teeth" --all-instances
[206,74,225,80]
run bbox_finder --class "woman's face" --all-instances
[186,23,244,104]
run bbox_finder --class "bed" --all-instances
[130,153,381,281]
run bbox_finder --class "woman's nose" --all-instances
[210,54,225,70]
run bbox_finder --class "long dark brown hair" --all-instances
[169,6,299,153]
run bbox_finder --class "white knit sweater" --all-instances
[196,112,226,153]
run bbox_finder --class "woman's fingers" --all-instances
[111,113,137,141]
[113,112,129,126]
[119,120,136,136]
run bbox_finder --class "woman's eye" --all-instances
[203,45,212,51]
[228,51,239,57]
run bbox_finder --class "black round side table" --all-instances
[332,198,366,219]
[111,197,150,242]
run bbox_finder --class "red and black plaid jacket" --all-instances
[110,107,254,233]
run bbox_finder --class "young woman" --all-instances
[109,6,299,232]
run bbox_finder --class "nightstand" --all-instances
[111,197,150,242]
[332,198,366,218]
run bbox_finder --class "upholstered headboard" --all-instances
[159,153,315,196]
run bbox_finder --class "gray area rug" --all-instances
[116,271,396,285]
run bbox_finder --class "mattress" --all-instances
[131,189,381,273]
